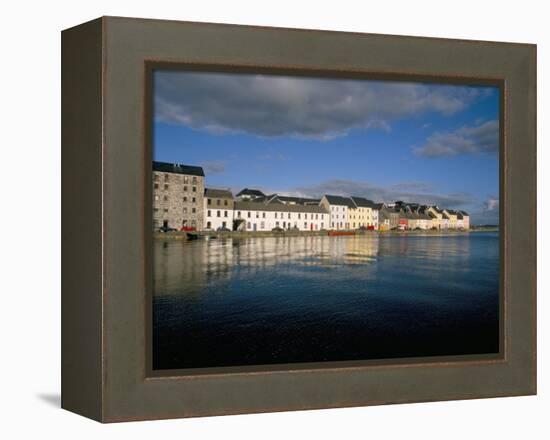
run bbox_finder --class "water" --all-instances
[153,232,500,370]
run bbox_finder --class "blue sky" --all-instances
[153,70,500,224]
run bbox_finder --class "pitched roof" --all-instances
[234,201,328,214]
[350,196,376,208]
[153,161,204,176]
[273,195,321,205]
[204,188,233,199]
[323,195,356,208]
[236,188,265,197]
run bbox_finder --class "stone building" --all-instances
[152,161,205,231]
[204,188,234,230]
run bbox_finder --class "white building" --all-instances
[234,201,329,231]
[204,188,234,230]
[320,195,355,230]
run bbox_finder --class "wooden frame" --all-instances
[62,16,536,422]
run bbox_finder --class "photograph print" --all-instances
[150,69,500,371]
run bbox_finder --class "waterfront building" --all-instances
[350,196,378,229]
[234,201,328,231]
[152,161,205,231]
[236,188,266,201]
[204,188,235,231]
[320,195,355,230]
[441,211,451,229]
[446,209,459,229]
[426,206,443,229]
[457,211,470,229]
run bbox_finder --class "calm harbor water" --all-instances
[153,232,499,370]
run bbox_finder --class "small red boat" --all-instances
[327,231,356,236]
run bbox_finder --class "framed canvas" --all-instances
[61,16,536,422]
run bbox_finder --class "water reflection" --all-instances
[153,232,499,369]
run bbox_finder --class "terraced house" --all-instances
[234,201,328,231]
[204,188,234,231]
[152,162,470,232]
[350,196,379,229]
[320,195,355,230]
[152,161,205,231]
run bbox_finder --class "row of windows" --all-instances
[245,221,325,230]
[207,210,229,218]
[153,173,199,184]
[153,207,197,214]
[207,198,230,206]
[236,211,325,220]
[154,195,198,203]
[153,183,198,192]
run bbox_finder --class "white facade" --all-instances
[234,202,328,231]
[204,204,233,230]
[320,196,352,230]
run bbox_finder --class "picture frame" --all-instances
[61,16,536,422]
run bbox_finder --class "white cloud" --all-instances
[155,71,493,139]
[413,120,499,157]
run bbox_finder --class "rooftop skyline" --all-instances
[153,70,500,225]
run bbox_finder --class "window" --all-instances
[216,199,220,206]
[304,222,307,229]
[184,176,189,184]
[315,214,318,219]
[164,174,169,181]
[262,212,266,218]
[305,214,308,220]
[331,222,334,228]
[224,200,228,206]
[164,184,168,190]
[298,213,301,219]
[192,197,196,203]
[224,211,228,217]
[276,221,279,227]
[207,198,211,205]
[163,195,168,201]
[206,221,211,229]
[192,186,196,192]
[183,186,188,192]
[154,195,159,201]
[183,196,187,202]
[183,207,187,214]
[288,213,291,219]
[247,212,251,218]
[275,213,278,219]
[247,222,251,229]
[260,221,265,229]
[222,221,226,228]
[192,176,197,184]
[191,220,196,227]
[154,174,159,181]
[164,208,168,213]
[321,222,324,229]
[154,183,159,189]
[207,210,211,217]
[217,210,221,217]
[192,208,196,214]
[237,211,241,218]
[153,207,159,212]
